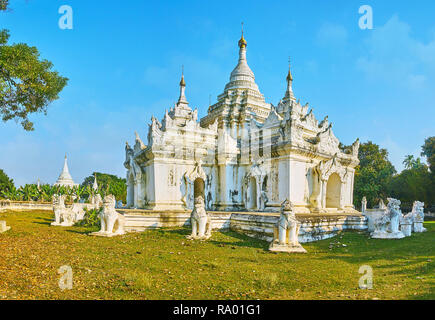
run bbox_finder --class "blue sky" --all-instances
[1,0,434,186]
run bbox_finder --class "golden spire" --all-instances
[238,22,247,48]
[179,65,186,87]
[284,57,295,102]
[287,57,293,82]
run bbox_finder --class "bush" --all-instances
[76,208,101,228]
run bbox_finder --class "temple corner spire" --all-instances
[284,58,295,102]
[177,65,188,105]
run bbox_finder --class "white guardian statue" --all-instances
[187,196,212,240]
[371,198,405,239]
[411,201,427,233]
[51,194,75,226]
[269,200,307,253]
[91,194,126,237]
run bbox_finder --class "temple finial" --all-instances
[287,57,293,82]
[179,65,186,87]
[238,22,247,48]
[283,57,295,102]
[178,67,187,104]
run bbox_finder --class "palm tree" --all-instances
[403,155,415,170]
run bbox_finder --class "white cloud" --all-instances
[357,15,435,88]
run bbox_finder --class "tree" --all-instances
[403,155,415,170]
[0,2,68,130]
[0,168,14,195]
[421,136,435,210]
[388,160,431,212]
[354,141,396,208]
[421,137,435,173]
[403,155,424,170]
[81,172,127,202]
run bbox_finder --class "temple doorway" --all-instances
[194,178,205,200]
[326,173,341,208]
[247,176,257,210]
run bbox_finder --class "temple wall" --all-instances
[288,157,309,206]
[118,209,367,243]
[151,161,193,210]
[344,170,355,208]
[278,158,290,203]
[363,208,387,232]
[119,209,232,232]
[0,200,53,212]
[229,213,367,243]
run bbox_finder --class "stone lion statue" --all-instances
[187,196,211,240]
[411,201,426,233]
[278,200,300,246]
[269,200,306,253]
[51,194,76,226]
[371,198,404,239]
[90,194,103,208]
[93,194,125,237]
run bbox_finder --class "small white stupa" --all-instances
[92,173,98,191]
[55,154,78,187]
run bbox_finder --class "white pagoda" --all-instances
[124,32,360,214]
[54,154,78,188]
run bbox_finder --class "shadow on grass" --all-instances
[209,230,269,250]
[31,216,53,226]
[162,227,269,249]
[65,227,99,235]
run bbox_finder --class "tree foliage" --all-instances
[355,139,435,212]
[388,162,431,212]
[0,169,127,203]
[75,207,102,228]
[0,168,14,194]
[403,155,424,170]
[0,182,89,203]
[421,137,435,173]
[0,1,9,11]
[354,141,396,208]
[0,2,68,130]
[81,172,127,202]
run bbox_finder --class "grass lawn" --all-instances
[0,210,434,300]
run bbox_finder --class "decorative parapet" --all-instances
[0,200,53,212]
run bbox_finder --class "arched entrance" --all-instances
[326,173,341,208]
[194,178,205,200]
[247,176,257,210]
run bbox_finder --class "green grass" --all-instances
[0,210,434,300]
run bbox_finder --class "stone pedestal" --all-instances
[269,239,307,253]
[90,231,124,237]
[413,221,427,233]
[0,221,11,233]
[370,230,405,239]
[400,223,412,237]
